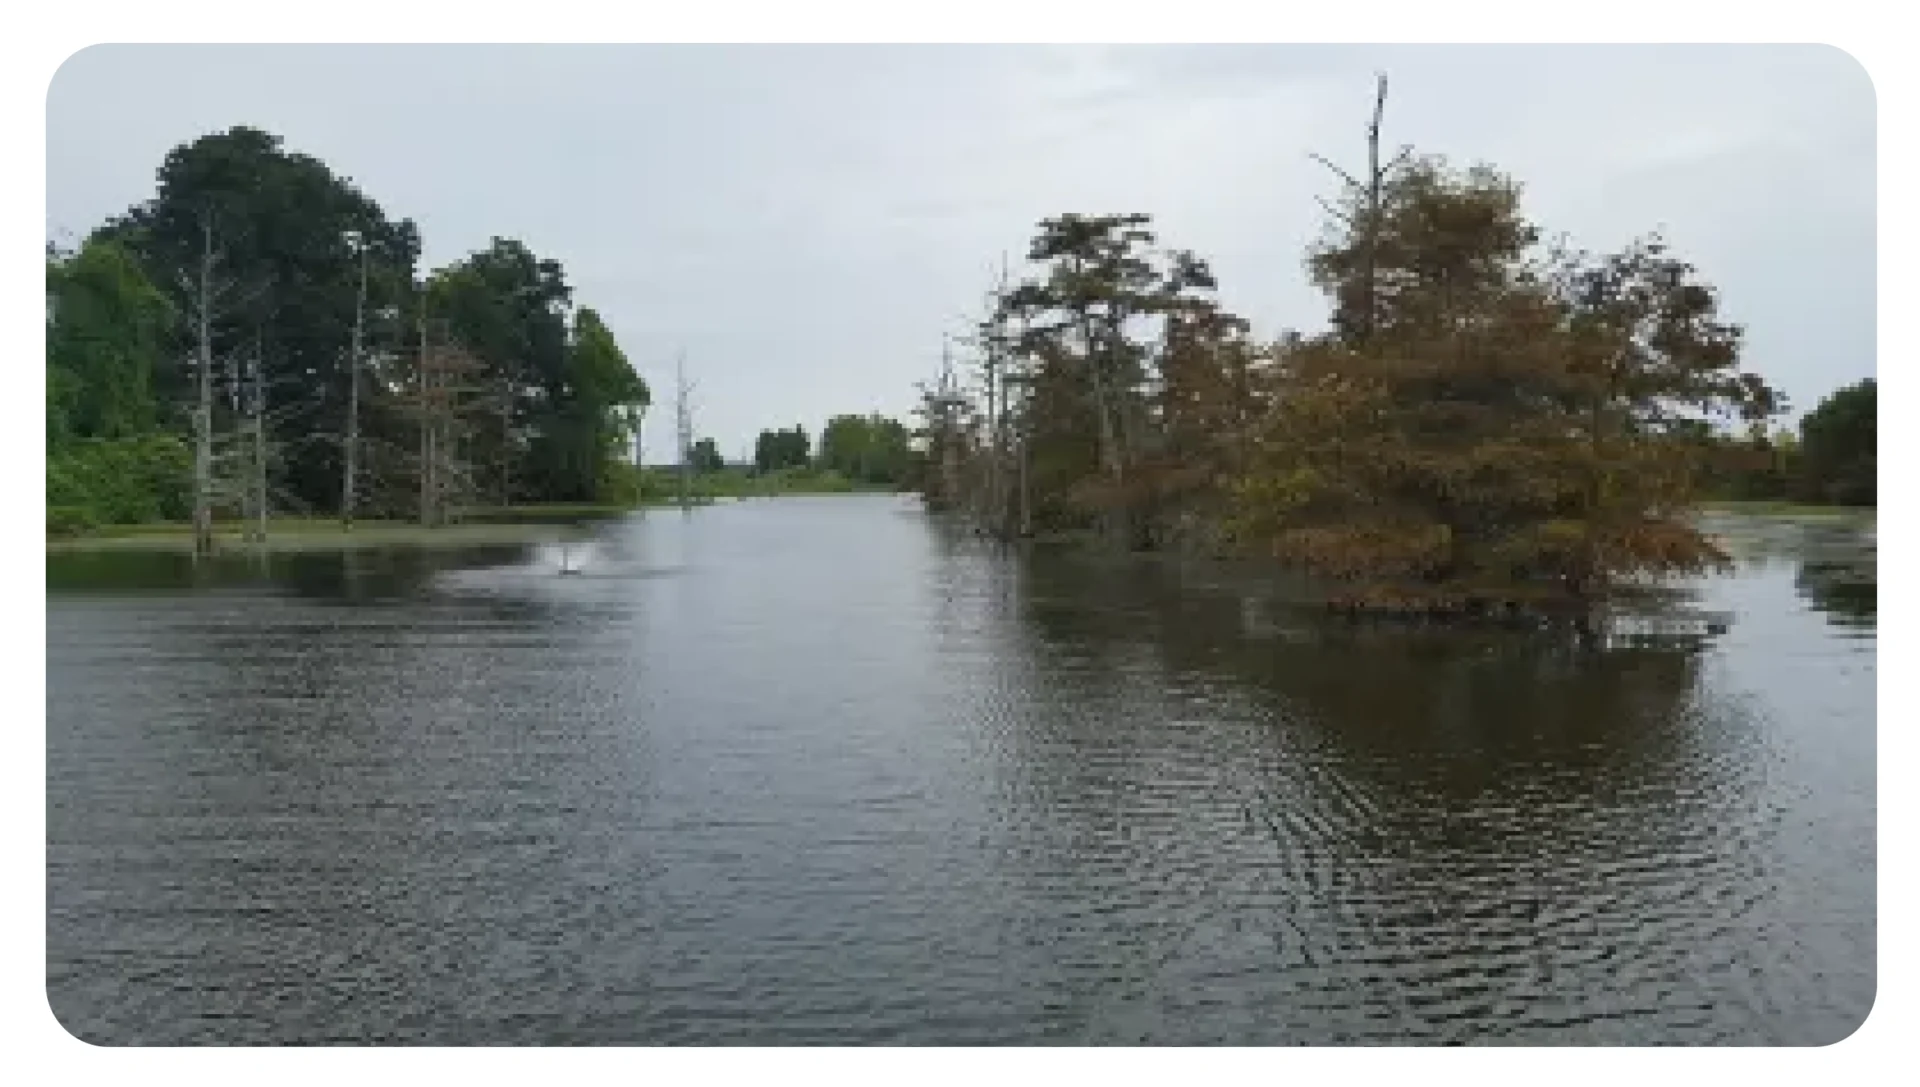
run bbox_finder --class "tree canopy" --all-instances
[1796,379,1875,506]
[913,133,1808,618]
[817,414,913,486]
[753,425,811,473]
[49,126,650,529]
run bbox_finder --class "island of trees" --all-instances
[907,79,1874,618]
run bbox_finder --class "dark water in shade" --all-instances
[45,498,1874,1045]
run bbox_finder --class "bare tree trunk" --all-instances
[192,217,216,560]
[498,377,513,508]
[248,341,267,545]
[675,353,693,512]
[983,348,999,530]
[1069,254,1125,497]
[1077,307,1129,546]
[418,308,435,527]
[938,336,963,509]
[342,240,367,530]
[1017,411,1032,538]
[984,255,1011,538]
[1311,72,1399,348]
[1360,72,1386,345]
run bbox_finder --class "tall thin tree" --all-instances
[1309,72,1409,347]
[674,352,695,512]
[342,231,369,530]
[191,216,217,558]
[245,333,267,546]
[417,302,435,527]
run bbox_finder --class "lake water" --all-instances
[45,497,1875,1044]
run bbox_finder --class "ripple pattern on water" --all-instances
[47,500,1874,1044]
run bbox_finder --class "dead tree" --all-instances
[1310,72,1410,347]
[342,232,369,530]
[674,353,695,511]
[494,367,516,508]
[189,217,218,558]
[417,308,434,525]
[938,335,964,508]
[244,336,268,544]
[177,214,267,558]
[411,323,491,527]
[978,257,1012,536]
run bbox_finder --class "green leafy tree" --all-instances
[689,437,725,474]
[753,425,811,472]
[47,433,192,528]
[1796,378,1875,506]
[818,413,913,485]
[46,239,173,447]
[107,126,422,513]
[995,215,1227,544]
[427,238,574,504]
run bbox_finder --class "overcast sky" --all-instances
[47,44,1873,463]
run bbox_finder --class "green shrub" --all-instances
[46,505,100,538]
[46,433,192,526]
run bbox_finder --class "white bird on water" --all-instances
[558,541,585,576]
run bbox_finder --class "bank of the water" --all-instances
[43,503,657,554]
[46,486,904,552]
[1698,499,1875,519]
[47,521,578,554]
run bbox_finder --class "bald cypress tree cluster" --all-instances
[916,118,1791,618]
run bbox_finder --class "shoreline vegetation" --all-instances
[47,468,905,552]
[902,78,1874,622]
[45,126,920,558]
[47,88,1872,626]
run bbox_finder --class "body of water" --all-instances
[46,497,1875,1044]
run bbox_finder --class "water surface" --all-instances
[46,497,1875,1044]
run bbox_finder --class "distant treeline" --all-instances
[909,78,1875,617]
[1697,379,1875,506]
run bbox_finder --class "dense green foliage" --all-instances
[48,126,648,533]
[817,414,915,487]
[47,434,193,532]
[1795,379,1875,506]
[46,239,191,533]
[753,425,811,472]
[46,239,171,445]
[688,438,726,474]
[1688,379,1874,507]
[102,126,424,513]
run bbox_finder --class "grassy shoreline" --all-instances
[45,491,904,553]
[1697,499,1875,520]
[46,502,644,553]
